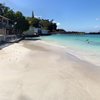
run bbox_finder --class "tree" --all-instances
[39,19,57,31]
[14,11,29,32]
[0,3,57,33]
[40,19,50,29]
[52,23,57,31]
[29,18,40,28]
[0,3,4,15]
[0,3,10,16]
[27,17,57,31]
[4,10,15,20]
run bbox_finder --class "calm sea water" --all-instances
[40,34,100,66]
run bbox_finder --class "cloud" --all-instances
[53,21,61,26]
[96,18,100,21]
[57,22,61,26]
[94,25,100,28]
[35,16,42,18]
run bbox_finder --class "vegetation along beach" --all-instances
[0,1,100,100]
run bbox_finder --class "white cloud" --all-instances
[35,16,42,18]
[57,22,61,26]
[96,18,100,21]
[53,21,61,26]
[94,25,100,28]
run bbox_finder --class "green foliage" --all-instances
[37,19,57,31]
[14,11,29,32]
[40,19,50,29]
[29,18,40,28]
[0,3,57,32]
[27,18,57,32]
[4,10,15,20]
[0,3,10,15]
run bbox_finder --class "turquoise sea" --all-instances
[40,34,100,66]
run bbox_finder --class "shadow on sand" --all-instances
[0,38,23,50]
[0,38,41,50]
[0,42,12,50]
[18,95,32,100]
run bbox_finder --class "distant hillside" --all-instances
[88,32,100,34]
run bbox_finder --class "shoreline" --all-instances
[34,40,100,67]
[0,40,100,99]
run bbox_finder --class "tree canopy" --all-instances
[0,3,57,33]
[14,11,29,32]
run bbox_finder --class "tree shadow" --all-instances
[18,95,32,100]
[0,37,41,50]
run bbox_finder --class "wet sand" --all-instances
[0,40,100,100]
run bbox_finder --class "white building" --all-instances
[23,27,40,37]
[41,29,49,35]
[23,26,50,37]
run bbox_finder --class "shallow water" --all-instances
[40,34,100,66]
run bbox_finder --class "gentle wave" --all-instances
[40,34,100,66]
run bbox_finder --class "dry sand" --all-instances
[0,40,100,100]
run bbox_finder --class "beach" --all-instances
[0,40,100,100]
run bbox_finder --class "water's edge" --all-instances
[38,36,100,67]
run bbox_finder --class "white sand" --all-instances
[37,40,100,66]
[0,40,100,100]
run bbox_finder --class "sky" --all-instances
[0,0,100,32]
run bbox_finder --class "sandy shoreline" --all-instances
[35,40,100,66]
[0,40,100,100]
